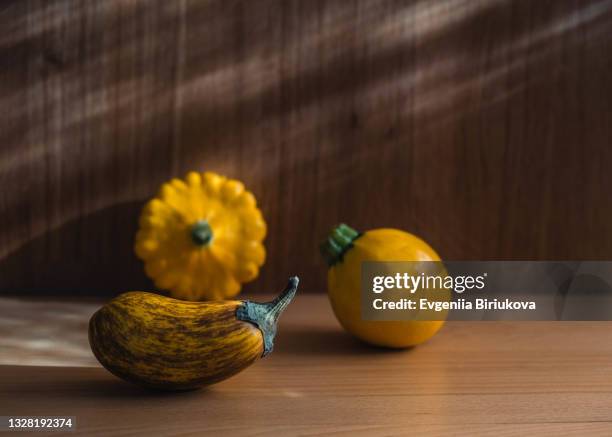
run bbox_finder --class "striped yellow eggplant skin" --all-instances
[89,277,299,391]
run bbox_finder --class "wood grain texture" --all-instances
[2,294,612,435]
[1,0,612,294]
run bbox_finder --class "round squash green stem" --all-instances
[236,276,299,357]
[320,223,361,266]
[191,219,213,246]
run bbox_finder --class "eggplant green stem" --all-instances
[320,223,361,266]
[236,277,299,357]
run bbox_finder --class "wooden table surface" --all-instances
[2,294,612,436]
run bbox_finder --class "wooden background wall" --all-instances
[1,0,611,295]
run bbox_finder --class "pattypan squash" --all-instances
[135,171,266,300]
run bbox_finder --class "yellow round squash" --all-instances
[321,224,446,348]
[135,171,266,301]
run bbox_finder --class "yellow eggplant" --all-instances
[89,277,299,390]
[321,224,447,348]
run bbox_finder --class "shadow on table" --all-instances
[275,326,415,357]
[59,377,210,400]
[2,366,213,403]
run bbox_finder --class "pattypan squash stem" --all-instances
[191,219,213,246]
[236,277,299,357]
